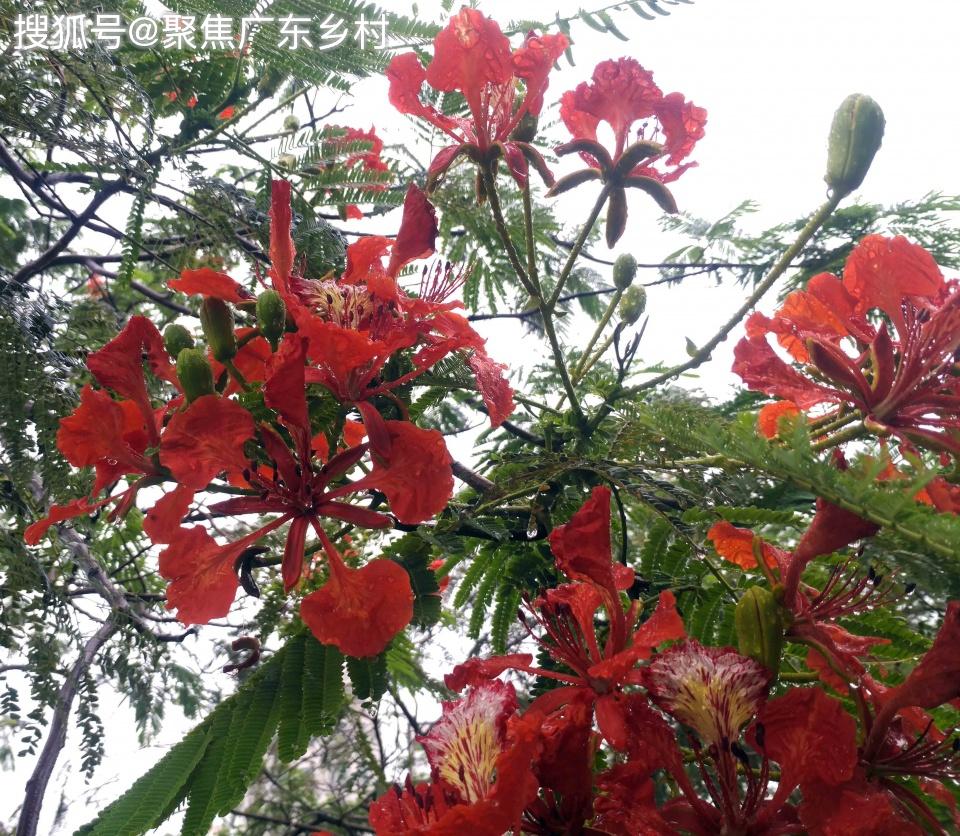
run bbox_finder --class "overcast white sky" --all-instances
[8,1,960,833]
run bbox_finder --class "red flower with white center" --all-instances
[734,235,960,456]
[647,640,770,749]
[550,57,706,246]
[369,681,542,835]
[603,643,804,834]
[24,316,181,544]
[444,487,685,748]
[387,7,567,189]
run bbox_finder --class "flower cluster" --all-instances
[26,178,514,658]
[735,234,960,456]
[370,489,960,835]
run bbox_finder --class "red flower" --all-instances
[267,180,515,428]
[25,317,179,543]
[444,487,685,748]
[369,682,541,834]
[734,235,960,455]
[387,8,567,188]
[758,639,960,836]
[709,517,893,690]
[551,58,706,245]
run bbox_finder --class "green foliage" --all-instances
[77,631,344,836]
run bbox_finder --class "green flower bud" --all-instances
[163,323,194,359]
[277,153,297,171]
[199,298,237,362]
[735,586,784,677]
[283,114,300,132]
[825,94,885,197]
[619,285,647,324]
[176,348,215,403]
[613,253,638,290]
[256,289,287,350]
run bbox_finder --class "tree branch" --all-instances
[17,619,117,836]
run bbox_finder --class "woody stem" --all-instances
[586,191,844,433]
[547,183,611,310]
[495,173,585,430]
[480,166,536,298]
[809,422,865,452]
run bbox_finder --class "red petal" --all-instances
[56,385,136,469]
[361,420,453,524]
[24,494,116,545]
[87,316,178,418]
[144,484,193,544]
[159,526,243,624]
[386,52,460,136]
[159,395,255,490]
[511,31,569,117]
[733,332,839,410]
[757,400,802,439]
[843,234,943,336]
[632,590,686,651]
[300,555,413,657]
[444,654,535,692]
[792,498,880,564]
[799,769,921,835]
[549,486,632,592]
[467,349,514,427]
[753,686,857,791]
[426,9,512,100]
[707,521,784,571]
[270,180,295,296]
[168,268,253,303]
[882,600,960,713]
[263,335,309,436]
[386,183,438,278]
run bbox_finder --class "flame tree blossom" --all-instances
[734,235,960,456]
[444,487,685,749]
[549,57,707,246]
[386,7,568,189]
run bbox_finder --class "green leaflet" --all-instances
[75,723,212,836]
[76,631,344,836]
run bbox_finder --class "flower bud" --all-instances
[619,285,647,324]
[283,114,300,132]
[825,94,885,197]
[510,112,538,143]
[163,323,194,359]
[613,253,638,290]
[735,586,784,677]
[176,348,215,403]
[256,289,287,350]
[199,298,237,362]
[277,153,297,171]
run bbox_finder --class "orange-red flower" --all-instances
[156,334,450,640]
[24,316,180,543]
[445,487,685,748]
[551,57,706,245]
[386,7,567,188]
[369,681,542,834]
[734,235,960,455]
